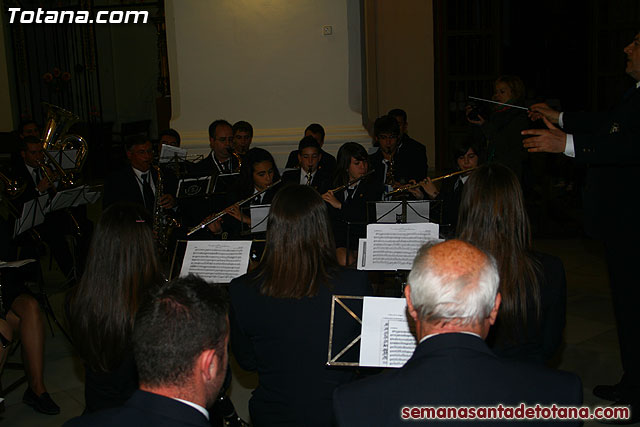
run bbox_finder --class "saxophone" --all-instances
[231,150,243,173]
[152,165,180,257]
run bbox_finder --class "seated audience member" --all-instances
[322,142,383,266]
[334,240,582,427]
[102,135,177,215]
[229,185,372,426]
[158,128,181,147]
[387,108,429,172]
[0,269,58,414]
[458,164,566,363]
[281,136,331,194]
[369,115,428,192]
[285,123,337,176]
[411,140,483,237]
[67,203,164,413]
[232,120,253,156]
[65,274,229,426]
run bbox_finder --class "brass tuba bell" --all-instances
[41,103,89,181]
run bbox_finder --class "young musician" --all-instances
[282,136,331,194]
[225,147,281,229]
[322,142,383,266]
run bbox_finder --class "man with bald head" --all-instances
[334,240,582,426]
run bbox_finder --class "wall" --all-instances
[366,0,436,169]
[165,0,370,167]
[0,13,14,132]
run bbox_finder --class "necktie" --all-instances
[34,168,41,184]
[142,173,155,210]
[346,187,356,201]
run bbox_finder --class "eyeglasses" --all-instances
[216,137,233,143]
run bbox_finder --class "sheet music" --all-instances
[179,240,251,283]
[248,204,270,233]
[359,297,416,368]
[159,144,187,163]
[48,185,85,211]
[14,194,49,237]
[73,190,101,206]
[375,201,431,223]
[177,176,211,198]
[48,149,78,169]
[362,223,440,270]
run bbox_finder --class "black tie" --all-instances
[34,168,41,184]
[346,187,356,201]
[142,173,155,210]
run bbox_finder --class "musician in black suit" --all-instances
[184,120,239,236]
[322,142,383,265]
[523,31,640,422]
[103,135,177,214]
[334,240,582,427]
[281,135,332,194]
[65,275,229,427]
[388,108,429,172]
[369,115,428,194]
[285,123,337,177]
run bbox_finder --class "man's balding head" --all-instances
[406,240,500,337]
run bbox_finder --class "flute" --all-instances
[187,179,281,236]
[329,169,375,193]
[384,168,477,197]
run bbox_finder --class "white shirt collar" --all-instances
[419,330,481,344]
[173,398,209,421]
[299,168,316,184]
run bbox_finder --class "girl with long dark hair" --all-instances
[67,203,163,412]
[457,164,566,364]
[229,185,372,426]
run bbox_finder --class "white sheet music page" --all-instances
[179,240,251,283]
[248,205,270,233]
[359,296,416,368]
[363,223,440,270]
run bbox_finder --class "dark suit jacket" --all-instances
[334,333,582,427]
[285,148,337,177]
[229,267,372,427]
[327,178,383,249]
[369,139,428,187]
[64,389,210,427]
[562,86,640,239]
[281,168,332,194]
[102,166,178,213]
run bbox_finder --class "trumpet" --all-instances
[329,169,375,193]
[384,167,478,197]
[187,179,281,236]
[0,171,26,199]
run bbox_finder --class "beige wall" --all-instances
[0,14,14,132]
[165,0,370,167]
[366,0,435,168]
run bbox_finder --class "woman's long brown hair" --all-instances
[67,203,163,372]
[457,164,540,332]
[256,185,337,298]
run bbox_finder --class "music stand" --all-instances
[372,200,433,224]
[240,204,271,235]
[13,194,49,238]
[47,148,78,170]
[211,172,239,194]
[327,295,365,367]
[177,176,211,199]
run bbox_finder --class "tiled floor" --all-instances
[0,237,636,425]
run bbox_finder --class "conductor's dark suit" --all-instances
[563,84,640,403]
[334,333,582,427]
[63,390,210,427]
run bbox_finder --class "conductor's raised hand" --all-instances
[522,116,567,153]
[528,103,560,124]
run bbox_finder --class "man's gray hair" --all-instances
[407,242,499,325]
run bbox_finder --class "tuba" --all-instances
[40,103,89,186]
